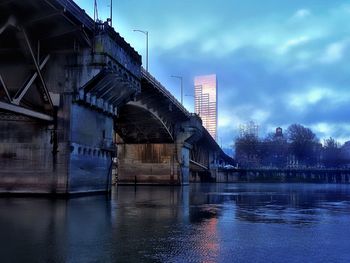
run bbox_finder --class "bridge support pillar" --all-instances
[0,97,116,195]
[0,115,68,194]
[116,112,202,185]
[117,143,190,185]
[0,0,142,195]
[178,143,190,185]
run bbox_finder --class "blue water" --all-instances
[1,183,350,262]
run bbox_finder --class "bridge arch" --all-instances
[115,102,174,143]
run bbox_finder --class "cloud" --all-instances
[312,122,332,135]
[320,40,349,63]
[276,36,311,54]
[289,88,331,107]
[287,86,350,111]
[251,110,271,123]
[338,4,350,14]
[311,123,350,144]
[291,9,311,20]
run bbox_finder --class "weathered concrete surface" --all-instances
[117,144,181,185]
[68,104,114,193]
[0,0,141,195]
[189,129,225,183]
[0,114,68,194]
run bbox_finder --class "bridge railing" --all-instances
[141,68,190,118]
[54,0,141,63]
[55,0,95,31]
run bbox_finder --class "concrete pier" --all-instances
[0,0,141,195]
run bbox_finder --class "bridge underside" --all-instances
[0,0,142,195]
[0,0,91,194]
[114,71,231,185]
[0,0,232,194]
[115,71,204,185]
[0,0,92,120]
[116,104,173,144]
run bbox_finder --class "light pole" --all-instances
[133,29,148,71]
[171,75,183,105]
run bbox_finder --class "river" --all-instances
[1,183,350,263]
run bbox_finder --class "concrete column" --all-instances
[117,143,179,185]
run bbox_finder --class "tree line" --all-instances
[234,124,350,169]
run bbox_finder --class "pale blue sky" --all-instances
[76,0,350,147]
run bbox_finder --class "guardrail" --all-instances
[141,68,190,117]
[55,0,95,31]
[54,0,141,62]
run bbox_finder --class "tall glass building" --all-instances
[194,74,218,141]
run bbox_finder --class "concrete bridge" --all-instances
[217,168,350,184]
[0,0,231,195]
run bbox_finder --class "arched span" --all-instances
[115,102,174,143]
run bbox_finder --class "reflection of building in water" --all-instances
[197,218,219,260]
[194,74,218,141]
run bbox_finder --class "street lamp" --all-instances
[171,75,183,105]
[133,29,148,71]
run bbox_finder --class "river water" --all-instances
[1,183,350,263]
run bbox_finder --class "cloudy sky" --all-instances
[76,0,350,148]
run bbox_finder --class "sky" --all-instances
[76,0,350,148]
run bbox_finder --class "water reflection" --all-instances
[0,184,350,262]
[190,183,350,225]
[0,196,113,262]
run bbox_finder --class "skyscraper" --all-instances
[194,74,218,141]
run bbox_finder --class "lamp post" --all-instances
[171,75,183,105]
[133,29,148,71]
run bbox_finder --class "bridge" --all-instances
[217,167,350,183]
[0,0,232,195]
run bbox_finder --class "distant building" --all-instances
[239,121,259,138]
[275,127,283,138]
[194,74,218,141]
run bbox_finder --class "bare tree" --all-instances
[235,134,260,167]
[323,137,342,168]
[286,124,319,166]
[261,132,288,168]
